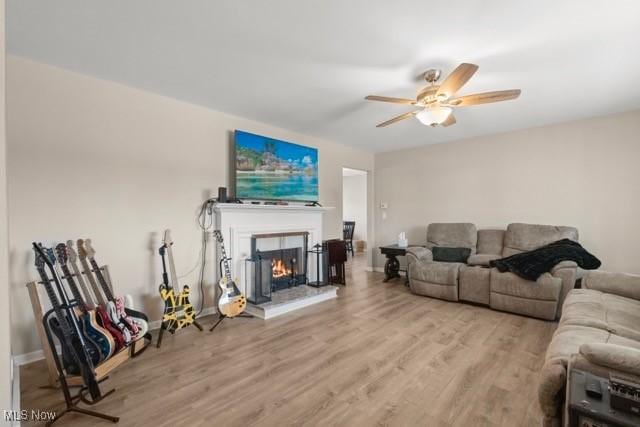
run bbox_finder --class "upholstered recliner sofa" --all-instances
[406,222,580,320]
[538,271,640,426]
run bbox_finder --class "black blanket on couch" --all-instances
[489,239,601,281]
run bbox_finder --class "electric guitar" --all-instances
[42,246,103,366]
[33,243,102,400]
[77,239,132,345]
[71,239,126,351]
[213,230,247,317]
[159,230,197,332]
[83,239,149,341]
[55,243,115,360]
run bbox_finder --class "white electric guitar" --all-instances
[213,230,247,317]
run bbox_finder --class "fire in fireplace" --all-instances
[272,258,292,278]
[250,231,309,292]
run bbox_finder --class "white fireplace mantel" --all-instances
[213,203,334,296]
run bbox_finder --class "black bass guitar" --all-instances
[42,246,102,367]
[33,243,101,400]
[55,243,115,361]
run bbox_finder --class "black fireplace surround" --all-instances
[250,231,309,292]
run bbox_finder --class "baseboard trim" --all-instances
[11,359,21,427]
[13,306,219,367]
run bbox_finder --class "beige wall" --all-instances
[1,0,14,416]
[374,110,640,273]
[7,56,374,355]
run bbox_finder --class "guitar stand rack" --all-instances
[209,312,254,332]
[26,264,151,426]
[41,308,119,426]
[209,256,255,332]
[156,317,203,348]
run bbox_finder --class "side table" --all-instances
[379,244,424,283]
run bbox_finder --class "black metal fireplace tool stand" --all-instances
[210,257,255,332]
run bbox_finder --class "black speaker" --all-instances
[218,187,228,203]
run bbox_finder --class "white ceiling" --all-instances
[7,0,640,152]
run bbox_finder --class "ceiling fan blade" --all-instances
[436,63,479,98]
[441,114,456,127]
[365,95,415,105]
[376,111,418,128]
[447,89,521,107]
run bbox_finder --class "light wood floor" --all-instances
[21,254,557,426]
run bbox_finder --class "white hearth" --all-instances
[213,203,336,317]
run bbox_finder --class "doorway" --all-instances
[342,167,368,261]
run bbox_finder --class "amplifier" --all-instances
[610,374,640,416]
[569,370,640,427]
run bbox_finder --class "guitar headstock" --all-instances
[163,229,173,247]
[213,230,224,243]
[55,243,69,266]
[77,239,87,260]
[44,246,57,267]
[33,243,46,270]
[83,239,96,258]
[66,240,78,263]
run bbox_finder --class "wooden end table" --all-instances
[379,244,424,283]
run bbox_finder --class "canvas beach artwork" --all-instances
[234,130,319,202]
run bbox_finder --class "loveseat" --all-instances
[539,270,640,426]
[406,222,579,320]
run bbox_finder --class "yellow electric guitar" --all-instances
[213,230,247,317]
[157,230,202,347]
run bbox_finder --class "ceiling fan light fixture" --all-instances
[416,105,452,126]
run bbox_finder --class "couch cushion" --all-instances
[459,265,490,305]
[490,269,562,301]
[561,289,640,342]
[502,223,578,257]
[477,229,505,255]
[408,261,462,286]
[432,246,471,263]
[426,223,477,255]
[467,254,501,266]
[545,324,640,365]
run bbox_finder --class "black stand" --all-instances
[156,318,203,348]
[209,257,254,332]
[208,312,254,332]
[42,309,119,426]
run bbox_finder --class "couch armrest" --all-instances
[551,260,578,273]
[405,247,433,264]
[579,343,640,376]
[583,270,640,301]
[551,262,578,318]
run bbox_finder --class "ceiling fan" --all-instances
[365,63,521,128]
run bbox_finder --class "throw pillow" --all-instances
[432,246,471,263]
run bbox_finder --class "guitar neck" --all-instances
[219,242,232,281]
[80,257,107,306]
[89,257,115,302]
[159,247,170,287]
[165,244,180,290]
[69,258,96,310]
[60,263,88,312]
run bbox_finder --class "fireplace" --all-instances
[250,231,309,293]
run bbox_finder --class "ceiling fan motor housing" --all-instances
[423,69,441,83]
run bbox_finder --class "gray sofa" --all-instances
[539,270,640,426]
[406,222,579,320]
